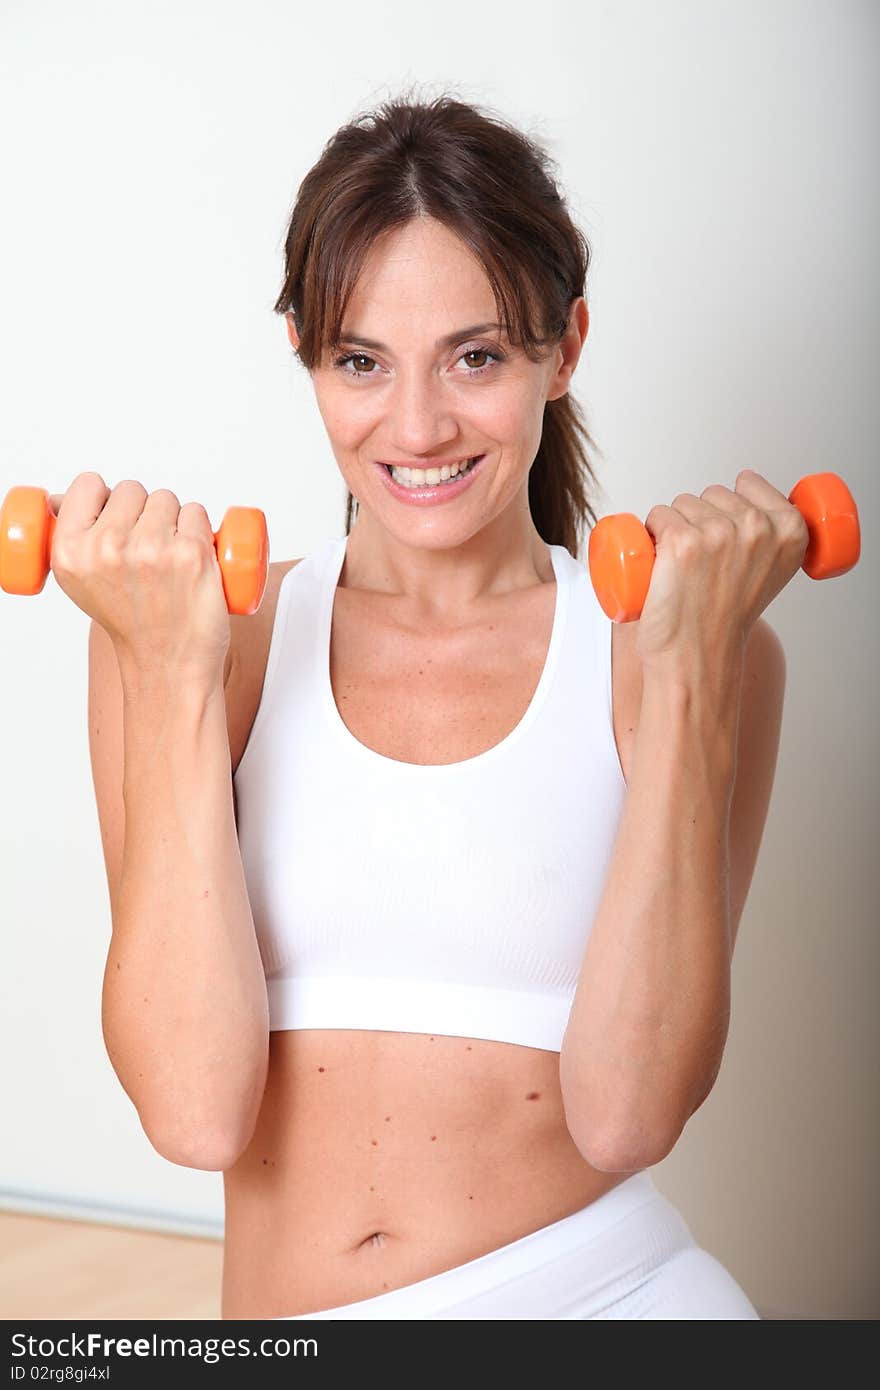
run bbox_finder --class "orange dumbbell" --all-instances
[588,471,861,623]
[0,485,270,616]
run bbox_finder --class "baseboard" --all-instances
[0,1186,223,1242]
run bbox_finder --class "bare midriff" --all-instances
[220,1028,627,1319]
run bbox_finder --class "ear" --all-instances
[285,312,300,352]
[546,297,589,402]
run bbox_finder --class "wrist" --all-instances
[116,651,226,703]
[636,665,741,795]
[640,643,745,719]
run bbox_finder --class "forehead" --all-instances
[345,218,497,322]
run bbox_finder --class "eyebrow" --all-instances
[337,322,505,352]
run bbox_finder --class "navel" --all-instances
[358,1231,389,1250]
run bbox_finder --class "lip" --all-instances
[374,455,487,506]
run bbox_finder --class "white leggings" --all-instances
[277,1170,760,1319]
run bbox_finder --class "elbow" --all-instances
[123,1049,269,1173]
[573,1078,720,1171]
[573,1124,681,1174]
[148,1127,249,1172]
[561,1086,684,1174]
[145,1115,255,1172]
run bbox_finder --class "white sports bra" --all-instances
[233,533,627,1053]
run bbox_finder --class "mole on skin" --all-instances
[351,1041,501,1250]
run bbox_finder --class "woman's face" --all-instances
[287,216,588,550]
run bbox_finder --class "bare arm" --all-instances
[90,621,269,1170]
[559,618,786,1173]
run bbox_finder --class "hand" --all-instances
[48,472,232,680]
[635,468,810,678]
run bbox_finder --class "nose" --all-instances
[384,368,462,459]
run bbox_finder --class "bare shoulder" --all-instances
[225,558,303,776]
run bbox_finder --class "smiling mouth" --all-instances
[383,457,482,487]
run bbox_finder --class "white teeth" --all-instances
[390,457,479,487]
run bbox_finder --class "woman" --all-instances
[81,92,802,1319]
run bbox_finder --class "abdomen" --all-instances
[221,1028,625,1319]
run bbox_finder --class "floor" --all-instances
[0,1210,223,1320]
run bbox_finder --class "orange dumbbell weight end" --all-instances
[587,471,861,623]
[0,485,270,616]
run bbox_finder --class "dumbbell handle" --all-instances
[588,471,861,623]
[0,485,270,616]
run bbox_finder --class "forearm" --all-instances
[103,672,269,1168]
[559,662,744,1171]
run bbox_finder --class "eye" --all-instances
[333,345,504,379]
[455,348,501,374]
[334,351,376,376]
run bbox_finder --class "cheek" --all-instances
[466,385,537,441]
[316,388,375,446]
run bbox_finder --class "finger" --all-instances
[734,468,793,510]
[699,482,751,517]
[665,492,738,538]
[93,480,149,534]
[643,501,695,545]
[670,491,734,528]
[176,501,216,545]
[735,468,810,545]
[135,489,182,534]
[51,473,111,534]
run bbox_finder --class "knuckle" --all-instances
[740,507,772,541]
[95,529,127,564]
[51,540,76,576]
[787,510,810,547]
[671,528,701,560]
[130,536,163,568]
[172,536,204,567]
[704,518,734,548]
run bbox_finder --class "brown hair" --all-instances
[273,87,604,560]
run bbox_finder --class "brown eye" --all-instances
[334,352,377,376]
[456,347,502,375]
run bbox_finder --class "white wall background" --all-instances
[1,0,877,1321]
